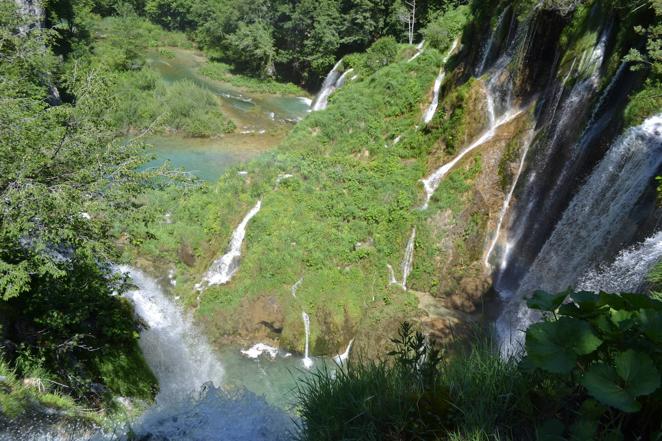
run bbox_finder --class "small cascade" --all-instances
[310,60,345,112]
[335,68,355,88]
[578,231,662,293]
[387,228,416,290]
[408,40,425,62]
[301,312,313,369]
[421,102,524,209]
[497,114,662,354]
[422,39,460,124]
[197,200,262,291]
[333,339,355,365]
[484,131,535,268]
[291,277,303,297]
[476,6,511,75]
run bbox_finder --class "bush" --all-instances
[422,5,472,52]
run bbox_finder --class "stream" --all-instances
[142,48,310,181]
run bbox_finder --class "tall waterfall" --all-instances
[484,130,535,268]
[301,312,313,369]
[310,60,345,112]
[387,227,416,290]
[120,267,294,441]
[197,200,262,290]
[476,6,511,75]
[122,266,224,402]
[422,39,460,124]
[497,114,662,354]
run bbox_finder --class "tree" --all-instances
[399,0,417,44]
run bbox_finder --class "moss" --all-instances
[624,80,662,127]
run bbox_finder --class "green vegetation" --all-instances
[88,15,235,137]
[0,1,158,415]
[297,289,662,440]
[199,62,307,96]
[110,0,467,88]
[121,5,476,356]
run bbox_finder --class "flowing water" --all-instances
[144,48,310,181]
[422,39,460,124]
[197,200,262,290]
[387,228,416,290]
[577,231,662,293]
[310,60,345,112]
[483,130,535,268]
[121,267,296,441]
[497,114,662,354]
[301,312,313,369]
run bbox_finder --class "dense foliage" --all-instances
[0,2,157,414]
[298,290,662,441]
[84,0,468,87]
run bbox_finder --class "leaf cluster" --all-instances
[524,290,662,438]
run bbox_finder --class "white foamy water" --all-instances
[311,60,344,112]
[421,106,524,209]
[387,227,416,290]
[484,131,535,267]
[422,39,459,124]
[578,231,662,293]
[301,312,313,369]
[333,339,354,365]
[241,343,279,359]
[197,200,262,290]
[121,266,225,403]
[408,40,425,62]
[497,114,662,355]
[291,277,303,297]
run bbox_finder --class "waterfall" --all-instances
[118,267,294,441]
[421,102,524,209]
[387,227,416,290]
[422,39,460,124]
[310,60,345,112]
[301,312,313,369]
[484,131,535,268]
[291,277,303,297]
[408,40,425,62]
[197,200,262,291]
[578,231,662,293]
[333,339,354,365]
[335,68,355,88]
[476,6,511,75]
[121,266,224,403]
[497,114,662,355]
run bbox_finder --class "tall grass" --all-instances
[294,324,532,441]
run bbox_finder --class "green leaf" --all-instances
[614,350,660,397]
[570,417,598,441]
[582,363,641,412]
[526,318,602,374]
[527,290,568,312]
[537,419,565,441]
[640,309,662,343]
